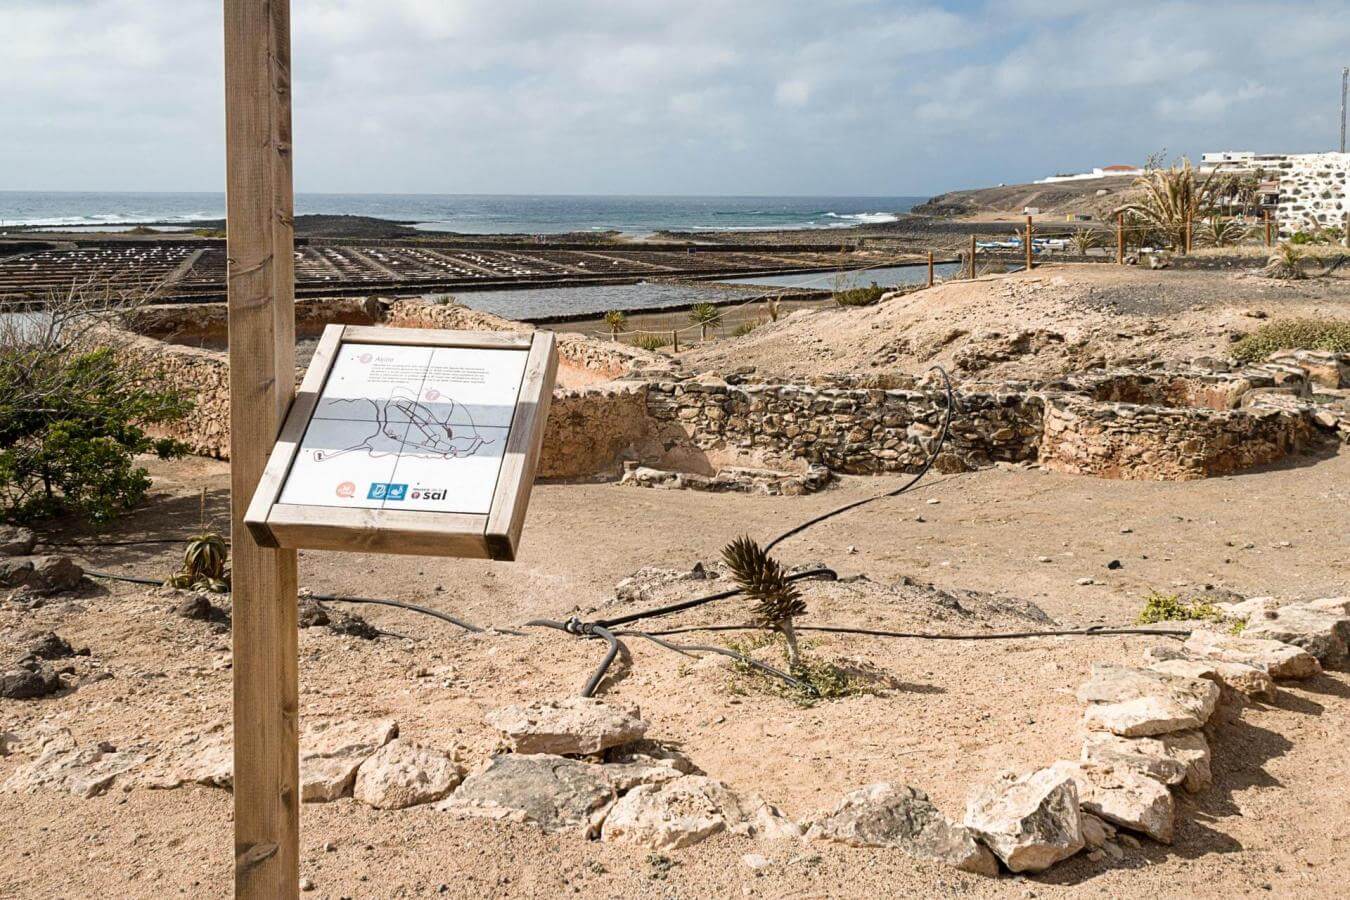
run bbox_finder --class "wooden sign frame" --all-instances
[244,324,556,561]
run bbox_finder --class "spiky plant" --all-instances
[1266,243,1307,280]
[169,531,230,592]
[722,536,806,668]
[689,302,723,341]
[603,309,628,340]
[1116,158,1225,251]
[1197,218,1251,248]
[1070,229,1105,255]
[765,296,781,322]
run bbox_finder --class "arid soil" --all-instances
[680,263,1350,383]
[2,444,1347,898]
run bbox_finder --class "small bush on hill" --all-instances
[634,333,670,351]
[1136,591,1224,625]
[1230,318,1350,363]
[833,282,885,307]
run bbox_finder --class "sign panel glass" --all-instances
[277,342,529,515]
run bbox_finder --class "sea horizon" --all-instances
[0,190,928,235]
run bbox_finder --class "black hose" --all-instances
[637,623,1195,641]
[310,594,509,635]
[524,618,624,698]
[618,629,819,697]
[86,570,163,586]
[593,566,837,630]
[764,364,955,554]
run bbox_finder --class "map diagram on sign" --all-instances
[277,342,529,515]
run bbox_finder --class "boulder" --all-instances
[0,525,36,556]
[1077,665,1219,737]
[0,558,35,589]
[1184,630,1320,679]
[25,632,76,660]
[601,775,748,851]
[3,733,143,798]
[806,782,998,876]
[353,739,464,810]
[485,697,647,756]
[299,719,398,802]
[1149,658,1277,703]
[0,659,63,700]
[440,754,615,834]
[1302,597,1350,617]
[1243,605,1349,667]
[1081,730,1211,794]
[963,767,1084,873]
[1048,761,1174,844]
[1080,812,1114,849]
[29,556,85,593]
[1215,596,1282,622]
[732,795,804,842]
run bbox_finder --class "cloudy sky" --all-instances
[4,0,1348,196]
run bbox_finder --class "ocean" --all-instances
[0,191,923,235]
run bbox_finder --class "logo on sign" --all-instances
[409,487,447,501]
[335,481,356,498]
[367,482,409,501]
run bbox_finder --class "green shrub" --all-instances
[1136,591,1224,625]
[833,282,886,307]
[634,333,671,351]
[732,319,760,337]
[0,300,191,524]
[1230,318,1350,363]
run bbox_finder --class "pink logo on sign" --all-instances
[335,481,356,498]
[358,353,373,364]
[424,388,440,401]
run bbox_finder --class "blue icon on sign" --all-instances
[367,482,409,501]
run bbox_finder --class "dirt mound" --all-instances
[912,176,1138,219]
[679,263,1350,383]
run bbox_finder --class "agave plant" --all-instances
[1265,243,1307,280]
[169,531,230,592]
[1116,158,1225,251]
[689,302,723,341]
[722,536,807,669]
[603,309,627,340]
[1196,218,1251,248]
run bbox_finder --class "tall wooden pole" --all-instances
[926,250,934,287]
[224,1,300,898]
[1024,215,1034,272]
[968,234,977,279]
[1116,212,1125,264]
[1264,211,1272,248]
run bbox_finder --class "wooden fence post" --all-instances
[1116,212,1125,264]
[671,330,678,352]
[1024,215,1034,272]
[968,234,977,279]
[224,1,300,897]
[1344,212,1349,248]
[927,250,934,287]
[1264,211,1272,248]
[1183,217,1192,255]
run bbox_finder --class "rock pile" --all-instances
[619,461,834,495]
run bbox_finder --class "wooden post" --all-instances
[671,330,678,352]
[1344,212,1349,248]
[968,234,977,279]
[1264,211,1272,248]
[1183,217,1192,255]
[225,2,300,898]
[926,250,934,287]
[1116,212,1125,264]
[1024,215,1034,272]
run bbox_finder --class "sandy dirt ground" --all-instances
[2,443,1347,898]
[678,263,1350,384]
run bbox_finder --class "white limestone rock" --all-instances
[1077,665,1219,737]
[807,782,998,876]
[600,775,746,850]
[1048,761,1175,844]
[963,767,1084,873]
[353,738,464,810]
[3,731,143,799]
[1243,605,1349,667]
[299,718,398,803]
[1148,658,1277,703]
[440,754,615,835]
[1081,730,1211,794]
[485,697,647,756]
[1184,630,1321,679]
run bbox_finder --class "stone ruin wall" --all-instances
[1272,151,1350,236]
[107,300,1349,482]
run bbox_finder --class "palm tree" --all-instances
[722,536,807,669]
[1116,158,1225,252]
[1196,218,1251,248]
[1266,243,1307,280]
[689,302,723,341]
[603,309,627,341]
[1070,229,1106,255]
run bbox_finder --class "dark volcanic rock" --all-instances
[1,659,63,699]
[26,632,75,660]
[0,526,37,557]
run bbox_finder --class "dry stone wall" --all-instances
[1271,151,1350,235]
